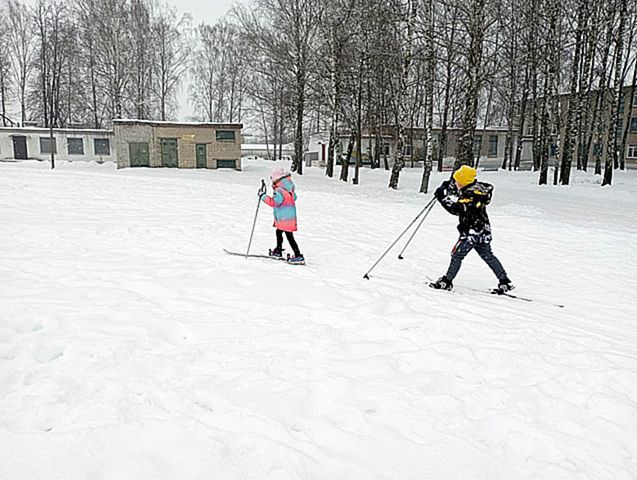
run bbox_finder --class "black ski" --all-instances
[488,288,533,303]
[485,288,563,307]
[428,282,564,308]
[223,249,305,265]
[223,249,286,260]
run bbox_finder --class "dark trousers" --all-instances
[445,236,507,281]
[276,229,301,257]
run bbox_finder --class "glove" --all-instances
[257,180,266,198]
[434,180,449,200]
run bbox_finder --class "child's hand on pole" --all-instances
[257,179,266,198]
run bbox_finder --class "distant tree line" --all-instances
[0,0,191,129]
[1,0,636,187]
[229,0,636,188]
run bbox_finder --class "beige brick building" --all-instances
[113,120,243,170]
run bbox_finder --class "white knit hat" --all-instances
[270,166,289,182]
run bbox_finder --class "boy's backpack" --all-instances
[469,181,493,207]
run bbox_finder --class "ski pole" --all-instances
[246,179,267,258]
[397,199,437,260]
[363,196,437,279]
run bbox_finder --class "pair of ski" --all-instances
[427,281,564,308]
[223,248,305,265]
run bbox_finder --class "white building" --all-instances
[241,143,294,161]
[0,127,115,163]
[304,127,520,170]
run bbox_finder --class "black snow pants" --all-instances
[276,229,301,257]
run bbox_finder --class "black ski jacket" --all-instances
[437,180,494,236]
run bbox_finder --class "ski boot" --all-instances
[269,247,284,259]
[496,277,515,293]
[429,276,453,291]
[287,254,305,265]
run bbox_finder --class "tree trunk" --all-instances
[437,3,458,172]
[603,0,628,186]
[514,66,530,171]
[419,0,435,194]
[327,117,337,178]
[293,72,304,174]
[353,59,363,185]
[278,89,284,160]
[388,0,416,189]
[539,0,560,185]
[340,130,355,182]
[620,60,637,171]
[456,0,487,168]
[577,7,598,171]
[558,0,586,185]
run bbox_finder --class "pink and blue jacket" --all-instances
[261,176,298,232]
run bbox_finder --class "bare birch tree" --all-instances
[603,0,629,186]
[7,0,35,124]
[388,0,417,189]
[419,0,435,193]
[151,5,190,121]
[455,0,489,168]
[0,7,13,125]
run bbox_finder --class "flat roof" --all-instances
[242,143,294,150]
[0,127,113,135]
[113,119,243,129]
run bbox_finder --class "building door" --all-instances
[129,142,150,167]
[196,144,207,168]
[12,136,27,159]
[161,138,178,167]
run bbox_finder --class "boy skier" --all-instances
[430,165,514,293]
[260,166,305,265]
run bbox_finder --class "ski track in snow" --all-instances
[1,160,636,479]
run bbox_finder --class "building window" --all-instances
[488,135,498,157]
[619,95,625,114]
[216,130,236,142]
[383,142,390,156]
[473,135,482,156]
[217,159,237,169]
[94,138,110,155]
[39,137,57,154]
[404,142,412,156]
[67,138,84,155]
[633,96,637,108]
[630,118,637,133]
[593,143,603,156]
[549,143,558,157]
[616,119,624,138]
[527,125,534,136]
[628,144,637,158]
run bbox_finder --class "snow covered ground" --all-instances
[1,159,636,479]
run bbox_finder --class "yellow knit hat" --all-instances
[453,165,477,187]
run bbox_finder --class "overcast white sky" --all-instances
[171,0,238,24]
[15,0,243,122]
[172,0,241,120]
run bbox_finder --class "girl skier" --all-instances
[260,166,304,264]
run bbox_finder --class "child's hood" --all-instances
[277,177,295,194]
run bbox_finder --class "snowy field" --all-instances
[1,159,636,479]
